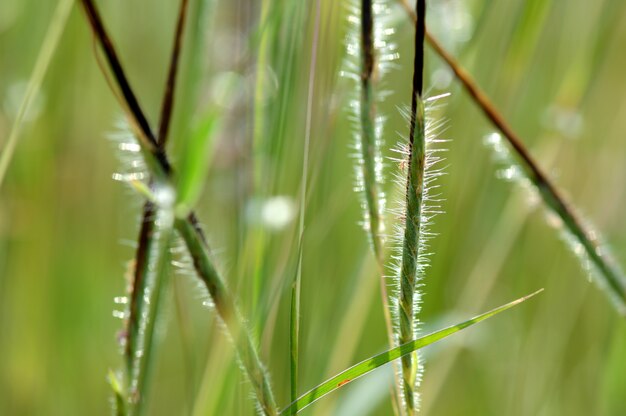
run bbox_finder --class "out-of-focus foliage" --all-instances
[1,0,626,415]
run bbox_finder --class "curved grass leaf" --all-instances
[108,369,127,416]
[279,289,543,415]
[175,107,223,216]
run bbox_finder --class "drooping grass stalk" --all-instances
[79,1,279,414]
[484,133,626,314]
[281,289,542,415]
[398,0,626,315]
[395,0,426,413]
[0,0,73,189]
[176,219,278,416]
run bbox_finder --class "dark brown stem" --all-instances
[158,0,190,146]
[408,0,425,146]
[361,0,374,81]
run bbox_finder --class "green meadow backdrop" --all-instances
[1,0,626,414]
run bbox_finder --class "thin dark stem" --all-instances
[408,0,425,147]
[412,0,425,99]
[158,0,190,146]
[361,0,374,81]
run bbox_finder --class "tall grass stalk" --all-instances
[291,0,322,408]
[0,0,73,189]
[399,0,626,315]
[79,1,278,414]
[394,0,426,413]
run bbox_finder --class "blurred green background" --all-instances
[2,0,626,414]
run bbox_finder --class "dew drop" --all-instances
[113,296,128,305]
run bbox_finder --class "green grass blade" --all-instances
[175,107,223,216]
[289,267,301,409]
[279,289,543,415]
[108,369,127,416]
[289,0,322,408]
[0,0,73,189]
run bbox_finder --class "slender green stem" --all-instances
[253,0,272,188]
[290,0,322,408]
[398,0,626,315]
[0,0,73,189]
[127,202,175,415]
[289,261,301,408]
[108,370,128,416]
[176,219,278,416]
[397,1,426,413]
